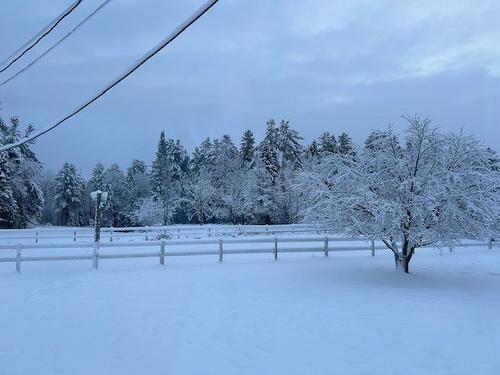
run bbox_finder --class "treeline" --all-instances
[0,116,355,228]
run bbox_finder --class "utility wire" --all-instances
[1,0,112,87]
[0,0,83,74]
[0,0,221,152]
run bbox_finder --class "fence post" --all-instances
[219,239,223,263]
[177,228,180,239]
[274,237,278,260]
[371,239,375,256]
[73,230,77,242]
[35,230,38,244]
[488,238,493,250]
[16,244,21,273]
[209,226,212,238]
[324,236,329,257]
[266,224,268,234]
[110,227,113,242]
[160,240,165,265]
[93,242,99,269]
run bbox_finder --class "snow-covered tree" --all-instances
[130,197,164,226]
[191,137,215,173]
[277,120,303,167]
[300,116,500,273]
[150,131,187,225]
[259,119,280,180]
[124,159,150,224]
[185,167,216,223]
[318,131,337,156]
[103,164,127,226]
[240,129,255,167]
[0,116,44,228]
[337,132,354,155]
[39,169,57,224]
[54,162,85,226]
[306,140,320,159]
[0,152,16,227]
[89,163,105,191]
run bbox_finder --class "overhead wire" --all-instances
[0,0,113,87]
[0,0,83,74]
[0,0,221,152]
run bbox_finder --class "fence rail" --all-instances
[0,234,497,273]
[0,224,328,243]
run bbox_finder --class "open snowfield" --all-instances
[1,246,499,375]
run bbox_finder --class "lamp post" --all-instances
[90,190,108,269]
[90,190,108,243]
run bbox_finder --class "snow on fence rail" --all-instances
[0,224,328,243]
[0,235,497,273]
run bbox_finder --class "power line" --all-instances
[0,0,83,74]
[0,0,82,67]
[1,0,113,87]
[0,0,221,152]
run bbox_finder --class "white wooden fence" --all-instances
[0,234,496,273]
[0,223,327,243]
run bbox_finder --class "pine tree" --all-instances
[150,131,186,225]
[124,159,150,224]
[0,116,44,228]
[338,132,355,155]
[318,132,337,156]
[259,119,280,180]
[54,162,85,226]
[306,141,319,158]
[191,137,214,173]
[39,169,57,224]
[103,164,127,226]
[89,163,105,191]
[240,129,255,167]
[277,120,303,167]
[0,152,16,228]
[212,135,240,222]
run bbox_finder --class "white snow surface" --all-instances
[1,247,499,375]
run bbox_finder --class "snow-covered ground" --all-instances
[1,247,499,375]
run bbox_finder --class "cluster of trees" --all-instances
[31,119,356,228]
[1,113,499,273]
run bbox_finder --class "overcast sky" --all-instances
[0,0,499,175]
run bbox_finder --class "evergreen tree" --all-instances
[306,141,319,159]
[212,135,241,222]
[126,159,150,199]
[191,137,214,173]
[40,169,57,224]
[277,120,303,167]
[259,119,280,180]
[0,116,44,228]
[150,131,186,225]
[318,132,337,156]
[103,164,127,226]
[54,162,85,226]
[89,163,105,191]
[0,152,16,228]
[338,132,355,155]
[240,129,255,167]
[124,159,150,224]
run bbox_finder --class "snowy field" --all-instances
[1,246,499,375]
